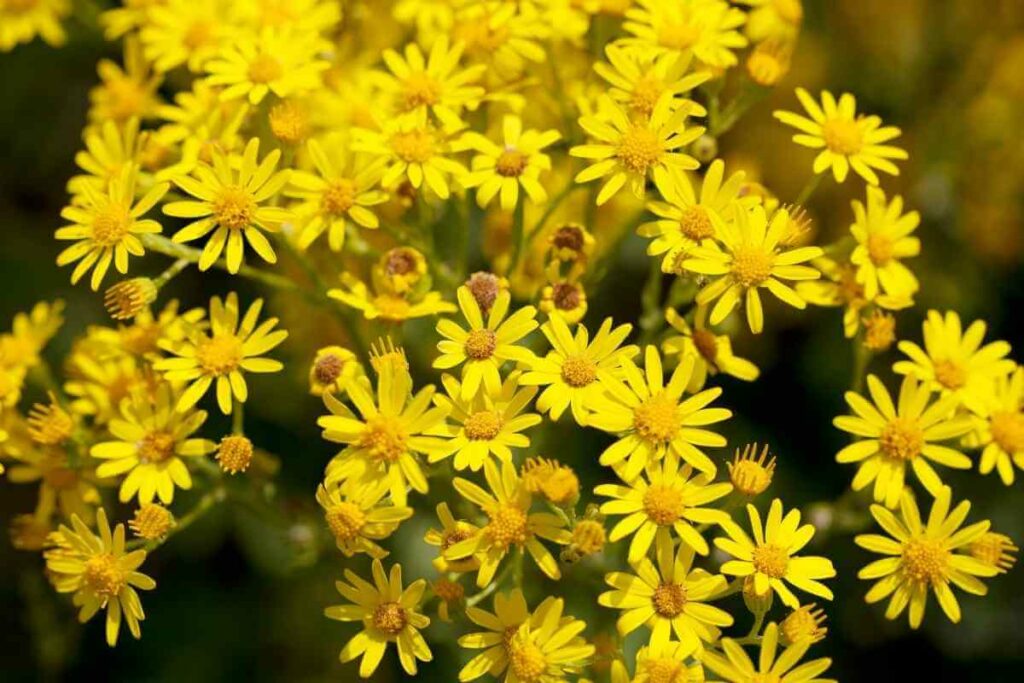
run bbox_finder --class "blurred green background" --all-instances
[2,1,1024,680]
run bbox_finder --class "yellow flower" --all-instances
[968,366,1024,485]
[286,138,387,251]
[139,0,232,73]
[598,533,733,652]
[460,114,561,210]
[425,502,481,573]
[856,486,999,628]
[316,480,412,559]
[521,456,580,506]
[458,589,594,682]
[0,0,68,51]
[684,206,823,334]
[446,459,571,587]
[44,508,155,646]
[741,0,804,43]
[779,603,828,645]
[164,137,292,273]
[329,273,457,322]
[431,371,541,472]
[520,314,637,425]
[571,94,704,205]
[91,384,216,505]
[88,38,163,128]
[701,622,833,683]
[319,363,448,506]
[715,498,836,608]
[774,88,908,185]
[587,346,731,481]
[203,28,328,105]
[0,299,65,370]
[848,186,921,301]
[630,640,706,683]
[594,44,710,120]
[596,454,732,562]
[539,280,589,324]
[834,374,974,508]
[63,347,155,425]
[968,531,1018,574]
[662,306,759,390]
[451,2,548,81]
[325,559,432,677]
[728,443,776,497]
[309,345,364,396]
[68,118,141,196]
[154,292,288,414]
[622,0,748,69]
[5,447,100,522]
[894,310,1015,414]
[796,256,911,339]
[56,166,168,291]
[434,286,538,401]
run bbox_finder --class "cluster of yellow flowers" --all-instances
[1,0,1020,680]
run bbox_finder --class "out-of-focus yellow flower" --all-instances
[139,0,233,73]
[662,306,759,390]
[796,256,910,338]
[68,118,141,196]
[316,480,412,558]
[5,449,100,522]
[623,0,748,69]
[88,38,163,128]
[539,280,589,324]
[521,456,580,506]
[0,0,69,52]
[594,45,710,120]
[848,186,920,301]
[451,1,548,81]
[701,622,832,683]
[968,531,1018,574]
[329,273,456,322]
[741,0,804,43]
[965,366,1024,484]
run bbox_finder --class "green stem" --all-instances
[128,487,226,551]
[153,258,190,289]
[850,332,873,395]
[141,235,299,292]
[232,398,245,435]
[524,180,579,249]
[794,173,824,206]
[507,199,527,275]
[638,257,665,346]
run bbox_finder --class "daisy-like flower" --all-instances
[325,559,432,678]
[519,314,637,425]
[587,346,731,481]
[154,292,288,415]
[796,256,911,339]
[56,166,168,291]
[329,273,457,322]
[856,486,999,628]
[164,137,291,273]
[375,37,485,128]
[774,88,908,185]
[571,94,704,205]
[662,306,759,391]
[286,138,387,252]
[626,641,706,683]
[684,205,823,334]
[967,367,1024,485]
[88,38,163,127]
[451,2,548,81]
[894,310,1015,414]
[599,533,732,652]
[0,0,68,51]
[639,159,747,273]
[833,374,974,508]
[44,509,155,646]
[446,459,571,587]
[315,480,412,559]
[139,0,232,73]
[424,502,481,574]
[319,364,448,506]
[91,384,216,505]
[714,498,837,608]
[596,455,733,562]
[701,622,834,683]
[848,186,920,301]
[68,118,140,196]
[434,286,538,401]
[458,589,594,682]
[740,0,804,42]
[594,44,710,121]
[459,114,561,210]
[622,0,748,69]
[203,28,329,105]
[430,371,541,472]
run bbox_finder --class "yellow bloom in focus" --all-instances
[430,371,541,472]
[855,486,999,628]
[139,0,233,73]
[155,292,288,414]
[588,346,731,480]
[848,186,920,301]
[325,559,432,678]
[519,314,637,425]
[894,310,1014,414]
[701,622,834,683]
[596,454,732,562]
[315,480,412,559]
[623,0,748,69]
[834,374,974,508]
[594,44,710,120]
[164,137,292,273]
[329,273,456,322]
[571,94,704,205]
[0,0,68,51]
[91,385,217,504]
[434,286,538,400]
[598,533,733,652]
[684,205,823,334]
[56,166,168,291]
[460,115,561,211]
[424,502,481,574]
[774,88,908,185]
[446,459,571,587]
[44,509,155,647]
[964,366,1024,485]
[715,498,836,608]
[662,306,760,390]
[286,138,387,252]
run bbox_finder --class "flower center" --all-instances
[932,359,966,390]
[196,334,243,375]
[401,75,441,110]
[752,544,790,578]
[880,416,924,461]
[359,416,407,462]
[561,356,597,388]
[373,294,412,321]
[269,102,309,144]
[630,75,663,117]
[314,353,344,385]
[990,410,1024,454]
[901,538,948,584]
[486,504,528,549]
[679,205,715,241]
[508,634,547,682]
[213,185,256,230]
[390,129,436,164]
[138,430,176,464]
[92,205,132,246]
[657,20,701,51]
[217,435,253,473]
[691,328,718,363]
[183,20,214,49]
[466,272,501,314]
[441,525,474,551]
[772,0,804,24]
[464,328,497,360]
[633,394,680,443]
[248,54,283,84]
[105,78,149,122]
[325,502,366,541]
[552,283,582,310]
[731,246,775,287]
[618,125,662,174]
[433,578,464,602]
[464,410,503,440]
[643,658,689,683]
[643,483,686,525]
[83,554,126,600]
[385,248,420,276]
[372,601,408,635]
[837,265,865,303]
[652,582,687,617]
[822,117,864,155]
[6,0,41,12]
[496,149,528,177]
[866,233,894,265]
